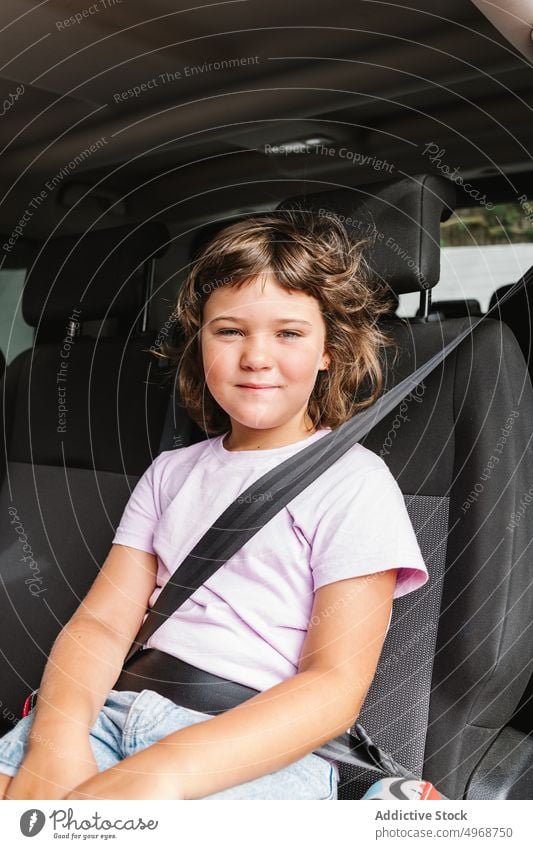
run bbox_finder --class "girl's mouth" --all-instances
[237,385,279,392]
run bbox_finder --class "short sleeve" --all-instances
[310,466,429,599]
[112,459,161,555]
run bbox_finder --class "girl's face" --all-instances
[200,273,331,449]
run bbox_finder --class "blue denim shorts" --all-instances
[0,689,338,800]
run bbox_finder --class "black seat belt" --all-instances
[131,267,531,778]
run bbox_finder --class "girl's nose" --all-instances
[239,334,274,367]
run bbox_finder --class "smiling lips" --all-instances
[237,384,279,390]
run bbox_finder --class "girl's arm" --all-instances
[7,545,158,800]
[67,567,397,800]
[29,544,158,739]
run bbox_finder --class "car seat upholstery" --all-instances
[489,283,533,377]
[418,298,483,319]
[0,222,174,735]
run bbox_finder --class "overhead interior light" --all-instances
[265,136,335,154]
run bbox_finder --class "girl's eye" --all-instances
[216,329,302,338]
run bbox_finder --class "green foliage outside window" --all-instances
[441,203,533,247]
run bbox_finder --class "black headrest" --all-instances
[277,174,456,294]
[23,222,169,327]
[188,214,253,265]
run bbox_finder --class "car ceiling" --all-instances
[0,0,532,237]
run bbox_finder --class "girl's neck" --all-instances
[223,428,318,452]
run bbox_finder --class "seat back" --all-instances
[418,298,482,318]
[489,282,533,377]
[0,223,171,734]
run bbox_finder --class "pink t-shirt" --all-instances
[112,427,428,692]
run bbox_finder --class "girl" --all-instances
[0,210,428,800]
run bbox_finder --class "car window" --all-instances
[397,202,533,317]
[0,268,33,366]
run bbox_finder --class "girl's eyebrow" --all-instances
[208,316,313,326]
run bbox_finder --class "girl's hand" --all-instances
[6,739,99,800]
[65,748,185,800]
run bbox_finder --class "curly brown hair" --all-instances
[150,208,398,436]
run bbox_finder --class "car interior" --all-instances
[0,0,532,801]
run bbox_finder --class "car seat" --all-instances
[417,298,483,319]
[0,222,175,735]
[489,283,533,379]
